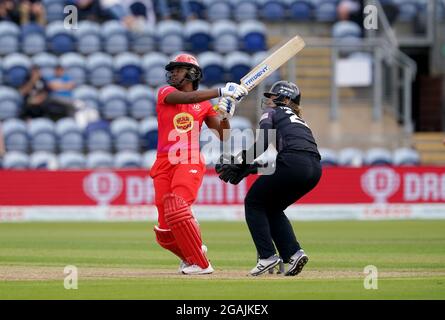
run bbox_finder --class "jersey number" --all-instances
[284,109,308,127]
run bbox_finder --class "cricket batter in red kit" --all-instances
[150,53,248,274]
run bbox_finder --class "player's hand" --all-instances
[218,82,248,100]
[217,97,236,120]
[216,152,257,185]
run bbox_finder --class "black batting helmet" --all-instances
[264,81,301,106]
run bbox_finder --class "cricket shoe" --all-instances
[182,262,214,275]
[249,254,283,276]
[285,249,308,276]
[178,245,208,274]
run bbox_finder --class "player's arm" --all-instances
[205,116,230,141]
[245,122,274,161]
[244,108,276,162]
[205,96,237,141]
[165,89,219,104]
[164,83,248,105]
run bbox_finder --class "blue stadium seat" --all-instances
[142,150,157,168]
[28,118,57,153]
[2,118,29,153]
[128,85,156,119]
[313,0,338,22]
[365,148,393,166]
[60,53,87,85]
[21,23,46,55]
[73,85,100,110]
[114,53,143,86]
[439,0,445,21]
[0,57,3,84]
[230,116,252,130]
[139,117,158,151]
[29,151,58,169]
[142,52,169,87]
[156,20,184,55]
[393,147,420,166]
[86,52,114,87]
[0,22,20,55]
[55,117,84,152]
[76,21,102,54]
[211,20,239,54]
[393,0,421,22]
[102,20,129,55]
[46,21,76,54]
[130,24,156,54]
[185,20,212,53]
[111,117,140,152]
[256,0,286,21]
[204,0,232,20]
[284,0,313,21]
[32,53,59,79]
[231,0,258,21]
[85,120,112,152]
[3,152,30,169]
[225,51,251,83]
[114,151,143,168]
[332,20,362,39]
[86,151,114,169]
[188,0,206,19]
[338,147,364,166]
[198,52,225,85]
[0,86,23,120]
[319,148,338,166]
[43,0,67,22]
[3,54,32,88]
[100,85,128,120]
[239,21,267,53]
[58,151,86,169]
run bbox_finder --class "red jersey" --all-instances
[156,86,218,161]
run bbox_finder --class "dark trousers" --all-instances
[244,151,322,262]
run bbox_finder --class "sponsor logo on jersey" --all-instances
[243,65,270,89]
[192,104,201,111]
[173,112,194,133]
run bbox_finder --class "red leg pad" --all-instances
[153,226,186,261]
[163,193,209,269]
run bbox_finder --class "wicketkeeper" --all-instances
[216,81,322,276]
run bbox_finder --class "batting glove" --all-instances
[218,82,248,100]
[217,97,236,120]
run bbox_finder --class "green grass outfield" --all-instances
[0,220,444,300]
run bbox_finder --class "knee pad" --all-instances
[163,193,209,269]
[153,226,185,261]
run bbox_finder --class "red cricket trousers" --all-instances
[149,154,206,229]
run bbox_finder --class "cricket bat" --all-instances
[214,35,305,110]
[239,35,305,92]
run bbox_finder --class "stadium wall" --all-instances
[0,167,444,222]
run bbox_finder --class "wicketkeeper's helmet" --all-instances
[264,81,301,106]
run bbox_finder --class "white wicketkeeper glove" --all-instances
[217,97,236,120]
[218,82,248,100]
